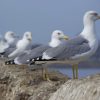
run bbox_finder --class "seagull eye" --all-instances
[11,33,14,36]
[91,13,98,16]
[57,33,61,35]
[26,34,29,37]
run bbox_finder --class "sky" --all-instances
[0,0,100,44]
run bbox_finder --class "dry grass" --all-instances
[49,74,100,100]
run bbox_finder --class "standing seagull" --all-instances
[34,11,100,79]
[9,30,69,81]
[7,32,32,59]
[0,31,18,54]
[9,30,69,65]
[4,31,19,46]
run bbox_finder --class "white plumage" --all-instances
[8,32,32,58]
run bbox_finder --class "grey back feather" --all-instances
[15,45,51,64]
[44,35,91,59]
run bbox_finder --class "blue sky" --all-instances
[0,0,100,43]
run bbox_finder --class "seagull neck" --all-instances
[49,38,61,47]
[80,19,98,48]
[84,19,95,32]
[17,38,31,50]
[81,20,96,41]
[22,38,31,43]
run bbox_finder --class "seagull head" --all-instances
[23,32,32,41]
[5,31,15,39]
[51,30,69,40]
[49,30,69,47]
[81,11,100,48]
[5,31,16,44]
[84,11,100,24]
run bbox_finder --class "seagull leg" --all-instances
[42,67,46,80]
[72,64,79,79]
[75,64,78,79]
[45,67,51,82]
[42,67,51,82]
[72,65,75,79]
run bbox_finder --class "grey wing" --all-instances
[44,38,90,60]
[15,45,50,64]
[62,35,89,46]
[26,43,42,50]
[3,47,16,57]
[28,45,50,58]
[14,52,30,64]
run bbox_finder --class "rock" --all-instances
[0,60,69,100]
[49,74,100,100]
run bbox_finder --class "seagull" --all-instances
[4,31,19,46]
[9,30,69,65]
[7,30,68,81]
[0,31,19,59]
[5,30,69,81]
[33,11,100,79]
[6,32,32,60]
[0,31,19,54]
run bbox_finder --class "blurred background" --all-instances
[0,0,100,78]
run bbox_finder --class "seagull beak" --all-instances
[61,35,69,40]
[96,15,100,19]
[28,37,32,41]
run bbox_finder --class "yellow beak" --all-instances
[61,35,69,40]
[28,37,32,41]
[97,15,100,19]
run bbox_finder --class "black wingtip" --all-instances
[33,56,57,61]
[0,52,5,58]
[28,56,57,65]
[33,56,43,61]
[27,56,43,63]
[0,52,5,55]
[5,60,15,65]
